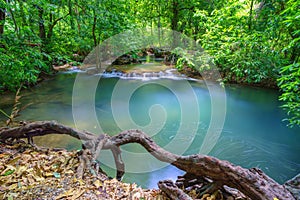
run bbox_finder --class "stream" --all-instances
[0,63,299,188]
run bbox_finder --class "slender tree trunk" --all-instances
[171,0,179,31]
[92,11,97,47]
[47,13,69,40]
[37,6,46,40]
[193,23,199,41]
[248,0,254,30]
[75,6,81,34]
[92,9,101,69]
[171,0,180,48]
[0,7,5,35]
[157,0,161,47]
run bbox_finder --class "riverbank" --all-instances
[177,66,278,89]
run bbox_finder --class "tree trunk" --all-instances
[47,14,69,40]
[0,121,296,200]
[37,6,46,40]
[171,0,180,48]
[0,7,5,35]
[171,0,179,32]
[248,0,254,30]
[92,13,97,47]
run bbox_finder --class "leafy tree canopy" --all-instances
[0,0,299,126]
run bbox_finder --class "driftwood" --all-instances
[0,121,296,200]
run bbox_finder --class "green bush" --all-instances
[0,36,50,92]
[278,63,300,127]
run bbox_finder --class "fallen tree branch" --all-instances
[0,121,296,200]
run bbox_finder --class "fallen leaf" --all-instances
[0,153,10,159]
[8,183,18,190]
[44,172,53,177]
[55,188,74,199]
[34,175,45,182]
[2,169,15,176]
[64,170,74,175]
[71,189,84,200]
[94,180,102,188]
[15,166,27,177]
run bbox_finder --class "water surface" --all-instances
[0,70,299,188]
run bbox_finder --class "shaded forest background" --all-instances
[0,0,299,126]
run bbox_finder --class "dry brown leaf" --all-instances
[44,172,54,177]
[71,189,84,200]
[0,144,167,200]
[0,153,10,159]
[7,156,21,165]
[93,179,102,188]
[27,175,35,184]
[64,170,74,175]
[15,166,27,177]
[55,188,74,200]
[8,183,18,190]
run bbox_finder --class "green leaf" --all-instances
[3,169,15,176]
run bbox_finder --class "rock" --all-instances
[112,54,141,65]
[53,63,72,71]
[284,173,300,200]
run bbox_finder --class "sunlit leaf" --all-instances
[93,180,102,188]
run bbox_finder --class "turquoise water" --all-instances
[0,71,299,188]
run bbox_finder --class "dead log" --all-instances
[0,121,296,200]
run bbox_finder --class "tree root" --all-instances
[158,180,192,200]
[0,121,296,200]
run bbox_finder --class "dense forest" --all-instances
[0,0,299,126]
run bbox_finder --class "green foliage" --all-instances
[193,1,285,84]
[0,0,135,92]
[0,0,299,126]
[277,0,300,126]
[0,35,49,91]
[173,47,212,73]
[278,63,300,127]
[169,0,299,126]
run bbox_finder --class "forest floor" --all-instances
[0,143,164,200]
[0,142,249,200]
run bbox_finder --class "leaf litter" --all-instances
[0,143,166,200]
